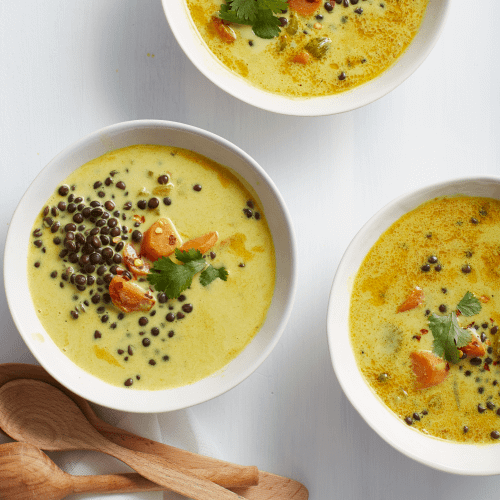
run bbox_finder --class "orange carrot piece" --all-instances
[459,332,486,358]
[289,0,322,16]
[123,244,150,278]
[179,231,218,255]
[397,286,424,313]
[140,218,182,262]
[211,17,236,43]
[109,276,155,313]
[293,52,310,64]
[410,351,450,390]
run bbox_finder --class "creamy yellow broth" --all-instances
[28,145,275,390]
[186,0,428,97]
[350,196,500,444]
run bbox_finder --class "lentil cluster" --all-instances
[403,312,500,441]
[31,169,194,387]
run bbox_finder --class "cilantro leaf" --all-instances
[427,292,482,363]
[147,248,228,299]
[200,265,229,286]
[219,4,242,24]
[218,0,287,39]
[252,10,282,39]
[147,254,205,299]
[457,291,481,316]
[174,248,204,264]
[429,312,472,364]
[226,0,259,22]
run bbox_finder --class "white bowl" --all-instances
[327,177,500,475]
[162,0,450,116]
[4,120,297,413]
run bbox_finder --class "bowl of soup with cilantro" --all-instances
[4,120,297,413]
[328,177,500,474]
[162,0,449,115]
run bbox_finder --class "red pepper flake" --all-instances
[412,335,421,341]
[467,322,475,328]
[420,329,428,334]
[494,361,498,366]
[485,364,491,371]
[456,310,462,317]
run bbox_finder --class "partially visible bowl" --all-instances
[162,0,450,116]
[327,177,500,475]
[4,119,297,413]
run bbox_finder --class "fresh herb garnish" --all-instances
[429,291,481,363]
[147,248,228,299]
[218,0,288,39]
[457,291,482,316]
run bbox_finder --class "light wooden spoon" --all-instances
[0,363,258,488]
[0,364,309,500]
[0,441,169,500]
[0,379,241,500]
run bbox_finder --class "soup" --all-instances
[186,0,429,98]
[28,145,276,390]
[350,195,500,443]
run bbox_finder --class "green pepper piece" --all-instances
[286,14,298,35]
[305,37,332,59]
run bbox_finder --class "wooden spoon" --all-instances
[0,363,257,488]
[0,379,241,500]
[0,441,169,500]
[0,364,309,499]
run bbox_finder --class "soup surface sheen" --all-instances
[350,195,500,444]
[28,145,275,390]
[186,0,428,98]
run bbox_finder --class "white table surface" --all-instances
[1,1,500,499]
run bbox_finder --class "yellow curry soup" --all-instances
[350,195,500,444]
[186,0,429,98]
[28,145,276,390]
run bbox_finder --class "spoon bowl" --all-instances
[0,441,165,500]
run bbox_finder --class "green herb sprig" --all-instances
[429,291,481,364]
[147,248,228,299]
[218,0,288,39]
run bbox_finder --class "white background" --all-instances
[1,1,500,499]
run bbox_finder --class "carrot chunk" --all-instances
[109,276,155,313]
[459,332,486,358]
[140,218,182,262]
[410,351,449,390]
[293,52,310,64]
[397,286,424,313]
[123,244,150,278]
[179,231,218,255]
[289,0,322,16]
[211,16,236,43]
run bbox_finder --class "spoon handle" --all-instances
[70,472,165,495]
[102,439,243,500]
[93,421,259,487]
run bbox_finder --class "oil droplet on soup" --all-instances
[350,195,500,444]
[28,145,276,390]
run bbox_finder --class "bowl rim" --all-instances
[327,176,500,475]
[162,0,451,116]
[4,119,298,413]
